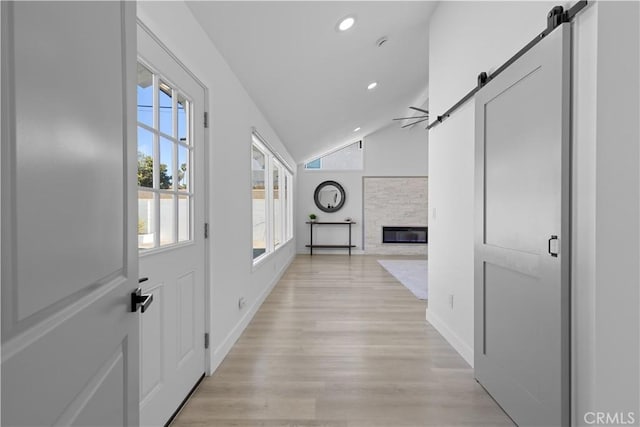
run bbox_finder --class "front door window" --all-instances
[137,63,193,250]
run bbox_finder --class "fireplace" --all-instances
[382,226,428,244]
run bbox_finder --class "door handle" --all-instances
[548,235,559,257]
[131,287,154,313]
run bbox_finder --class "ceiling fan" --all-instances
[393,106,429,128]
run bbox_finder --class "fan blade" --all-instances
[409,106,429,114]
[401,118,429,128]
[393,115,428,121]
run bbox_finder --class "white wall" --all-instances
[137,1,297,374]
[427,1,639,425]
[364,122,429,175]
[296,123,428,254]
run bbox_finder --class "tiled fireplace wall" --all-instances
[363,177,428,255]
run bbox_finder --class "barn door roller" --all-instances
[427,1,588,131]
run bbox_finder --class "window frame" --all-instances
[137,61,195,253]
[251,140,269,263]
[251,133,293,266]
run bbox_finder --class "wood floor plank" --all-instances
[171,255,513,426]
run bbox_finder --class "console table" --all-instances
[305,221,356,256]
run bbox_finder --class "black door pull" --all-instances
[548,235,559,257]
[131,287,154,313]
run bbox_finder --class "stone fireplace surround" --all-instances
[363,176,428,255]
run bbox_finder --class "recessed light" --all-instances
[367,82,378,90]
[337,15,355,32]
[353,127,361,132]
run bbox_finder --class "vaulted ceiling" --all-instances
[187,1,436,163]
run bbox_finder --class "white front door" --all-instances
[136,24,207,427]
[1,2,140,425]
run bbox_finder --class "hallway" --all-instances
[172,255,513,426]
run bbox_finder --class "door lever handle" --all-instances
[139,277,149,284]
[548,235,559,257]
[131,287,154,313]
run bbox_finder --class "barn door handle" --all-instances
[131,288,154,313]
[548,235,559,257]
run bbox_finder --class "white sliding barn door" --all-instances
[1,2,140,426]
[474,24,571,426]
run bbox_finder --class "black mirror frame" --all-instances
[313,180,346,213]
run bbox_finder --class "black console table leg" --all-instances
[306,221,355,256]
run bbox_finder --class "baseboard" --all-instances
[209,252,295,374]
[425,308,474,368]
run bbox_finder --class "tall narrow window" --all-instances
[286,171,294,240]
[252,145,267,259]
[251,133,294,264]
[273,162,282,247]
[283,172,290,242]
[137,62,193,251]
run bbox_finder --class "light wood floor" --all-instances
[171,255,513,426]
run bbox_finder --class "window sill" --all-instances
[251,238,294,272]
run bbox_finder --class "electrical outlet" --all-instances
[238,297,246,310]
[431,207,437,220]
[448,294,454,309]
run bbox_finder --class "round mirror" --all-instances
[314,180,346,213]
